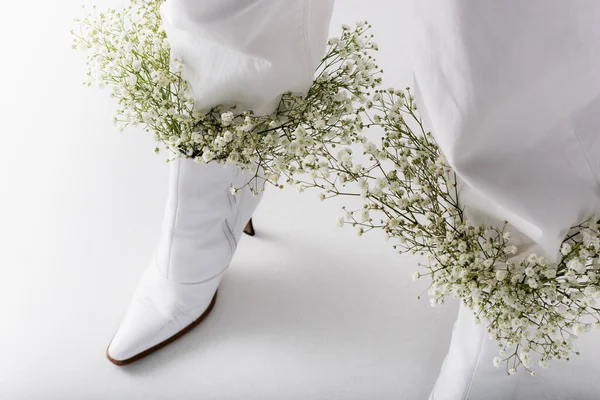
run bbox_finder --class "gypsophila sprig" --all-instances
[294,86,600,376]
[72,1,194,143]
[72,0,381,193]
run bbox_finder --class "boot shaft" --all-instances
[155,156,264,283]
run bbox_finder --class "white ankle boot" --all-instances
[106,155,264,365]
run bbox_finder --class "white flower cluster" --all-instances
[306,87,600,376]
[72,1,195,144]
[72,0,381,193]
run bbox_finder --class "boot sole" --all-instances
[106,290,219,366]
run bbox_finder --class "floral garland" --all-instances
[71,0,380,193]
[297,89,600,376]
[72,0,600,376]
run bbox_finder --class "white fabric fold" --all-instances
[407,0,600,263]
[160,0,334,115]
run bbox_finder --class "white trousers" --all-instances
[160,1,600,398]
[161,0,334,115]
[407,0,600,262]
[409,3,600,397]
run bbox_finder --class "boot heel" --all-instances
[243,218,256,236]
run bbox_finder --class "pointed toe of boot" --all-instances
[106,266,220,366]
[106,300,174,365]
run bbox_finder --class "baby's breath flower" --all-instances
[220,112,234,126]
[496,270,508,281]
